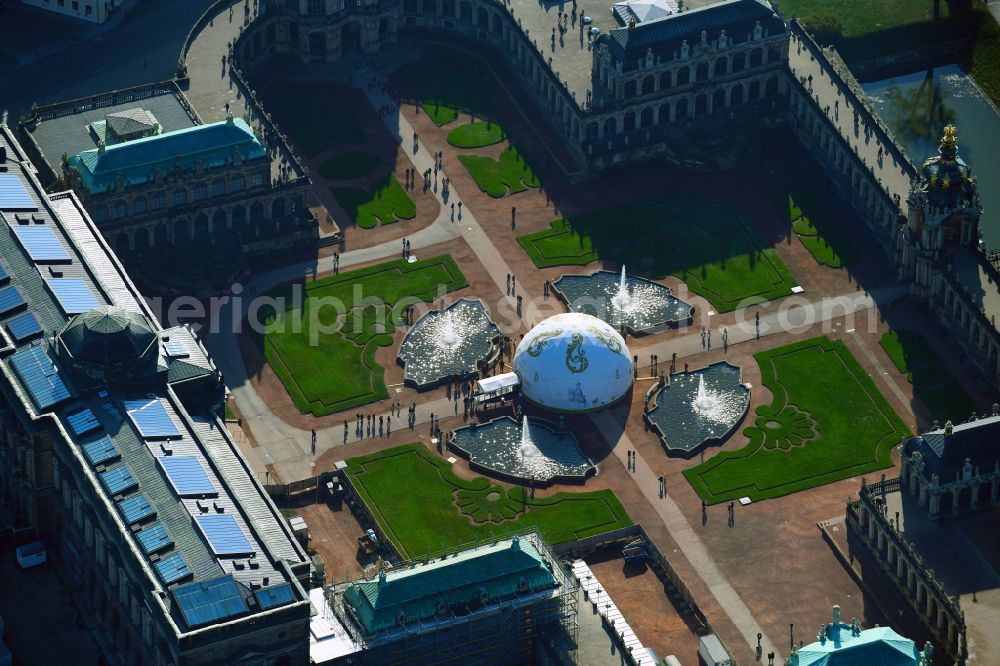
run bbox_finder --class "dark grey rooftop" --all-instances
[904,414,1000,479]
[25,91,197,175]
[606,0,784,59]
[0,124,307,634]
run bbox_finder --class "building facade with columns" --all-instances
[19,83,317,294]
[845,479,968,664]
[585,0,790,170]
[900,414,1000,520]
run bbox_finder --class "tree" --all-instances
[803,13,844,45]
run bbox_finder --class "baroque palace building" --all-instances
[228,0,1000,392]
[18,81,318,295]
[0,125,312,665]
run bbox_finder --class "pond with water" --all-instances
[863,65,1000,246]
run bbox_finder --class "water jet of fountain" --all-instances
[439,309,460,348]
[520,416,542,459]
[695,374,715,412]
[611,266,632,311]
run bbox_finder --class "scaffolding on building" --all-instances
[324,531,579,665]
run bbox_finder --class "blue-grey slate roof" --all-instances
[606,0,784,59]
[904,415,1000,479]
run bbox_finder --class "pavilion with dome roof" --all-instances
[786,605,927,666]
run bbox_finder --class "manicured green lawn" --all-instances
[317,151,381,180]
[259,80,366,157]
[447,121,505,148]
[517,193,797,312]
[345,444,632,558]
[331,175,416,229]
[773,183,858,269]
[880,330,977,422]
[459,146,540,198]
[259,256,467,415]
[684,336,911,504]
[388,50,494,127]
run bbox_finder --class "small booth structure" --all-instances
[474,372,520,408]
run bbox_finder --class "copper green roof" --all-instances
[59,305,157,367]
[791,625,920,666]
[343,537,557,634]
[66,117,264,194]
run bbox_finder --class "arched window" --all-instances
[696,62,708,82]
[132,197,147,214]
[213,209,227,232]
[623,111,635,131]
[113,200,127,219]
[272,198,286,218]
[749,49,762,68]
[640,107,653,127]
[732,53,746,72]
[658,102,670,124]
[675,98,688,120]
[212,179,226,197]
[134,228,149,250]
[172,188,187,207]
[714,57,727,77]
[459,1,471,20]
[250,202,265,224]
[730,84,743,105]
[765,76,778,97]
[586,122,598,138]
[603,117,616,136]
[695,94,707,115]
[623,80,637,98]
[659,71,672,89]
[641,76,654,95]
[476,7,487,28]
[154,224,169,246]
[153,191,166,210]
[173,219,189,243]
[231,206,246,231]
[94,205,108,223]
[231,175,245,193]
[677,67,690,85]
[193,183,207,201]
[193,214,209,239]
[748,80,761,100]
[308,0,325,15]
[713,89,726,110]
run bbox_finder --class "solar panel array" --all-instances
[67,408,101,436]
[254,583,295,610]
[0,173,37,211]
[0,285,26,316]
[172,576,249,628]
[124,399,180,438]
[136,523,173,554]
[162,338,189,358]
[9,346,72,410]
[13,226,68,261]
[119,494,156,524]
[100,465,136,495]
[155,553,192,585]
[159,456,216,497]
[196,514,254,556]
[45,278,100,314]
[6,312,42,342]
[82,435,119,466]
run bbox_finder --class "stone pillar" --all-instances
[896,553,905,580]
[929,491,940,520]
[918,481,928,506]
[971,481,980,509]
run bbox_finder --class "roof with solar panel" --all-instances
[0,124,308,634]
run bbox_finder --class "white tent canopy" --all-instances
[612,0,677,25]
[475,372,520,395]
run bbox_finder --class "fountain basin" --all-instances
[552,270,693,334]
[398,298,500,387]
[645,362,750,457]
[449,416,595,485]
